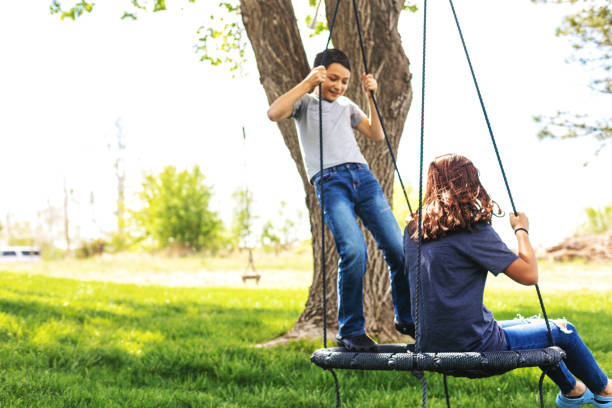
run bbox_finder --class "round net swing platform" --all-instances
[311,344,566,379]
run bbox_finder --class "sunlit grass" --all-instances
[0,270,609,407]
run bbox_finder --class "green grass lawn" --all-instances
[0,271,609,407]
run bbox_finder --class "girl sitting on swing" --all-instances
[403,153,612,408]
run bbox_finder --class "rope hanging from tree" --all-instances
[446,0,555,347]
[318,1,344,405]
[312,1,563,407]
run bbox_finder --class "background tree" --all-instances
[6,221,34,246]
[51,0,414,340]
[580,205,612,234]
[230,126,257,251]
[230,187,255,250]
[392,181,417,229]
[109,118,128,248]
[534,0,612,156]
[133,165,223,252]
[38,201,65,258]
[260,201,303,253]
[63,178,73,257]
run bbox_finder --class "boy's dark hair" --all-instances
[314,49,351,71]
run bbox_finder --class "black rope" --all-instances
[416,0,428,356]
[538,369,547,408]
[350,0,412,215]
[420,375,427,408]
[320,0,342,351]
[330,368,341,408]
[319,1,343,406]
[443,375,451,408]
[536,285,556,346]
[446,0,555,348]
[446,0,516,214]
[414,0,428,406]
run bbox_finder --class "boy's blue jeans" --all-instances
[500,318,608,394]
[312,163,412,338]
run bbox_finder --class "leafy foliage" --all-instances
[305,0,417,38]
[4,221,36,247]
[304,0,327,38]
[305,15,328,38]
[76,238,107,258]
[392,180,418,229]
[580,204,612,233]
[260,201,302,252]
[534,0,612,155]
[556,1,612,93]
[132,165,223,251]
[49,0,420,80]
[230,187,255,249]
[49,0,94,20]
[403,1,418,12]
[534,111,611,157]
[195,2,247,75]
[50,0,247,73]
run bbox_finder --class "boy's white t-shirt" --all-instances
[292,93,368,181]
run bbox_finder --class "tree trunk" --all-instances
[241,0,412,342]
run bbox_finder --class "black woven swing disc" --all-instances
[311,344,566,379]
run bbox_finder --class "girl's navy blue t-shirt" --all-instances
[404,222,518,352]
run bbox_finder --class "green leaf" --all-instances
[121,12,137,20]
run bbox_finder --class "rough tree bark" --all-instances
[241,0,412,342]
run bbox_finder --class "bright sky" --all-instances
[0,1,610,247]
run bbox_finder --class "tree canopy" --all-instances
[133,165,223,251]
[534,0,612,156]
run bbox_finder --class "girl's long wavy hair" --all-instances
[408,154,499,241]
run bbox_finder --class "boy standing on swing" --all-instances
[267,49,413,351]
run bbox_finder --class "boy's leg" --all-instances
[502,319,608,394]
[352,166,412,326]
[313,168,368,338]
